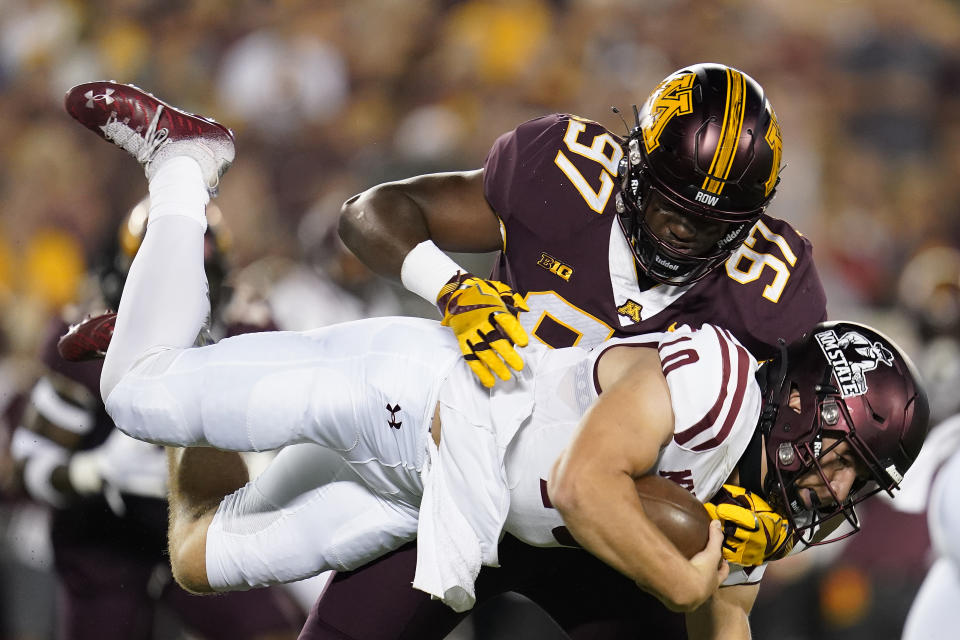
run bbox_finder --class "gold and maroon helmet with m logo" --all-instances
[616,62,783,285]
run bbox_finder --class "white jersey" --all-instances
[106,198,775,611]
[501,323,762,548]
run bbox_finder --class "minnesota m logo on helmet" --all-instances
[638,64,782,209]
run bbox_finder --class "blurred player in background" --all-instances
[8,197,305,640]
[895,245,960,426]
[896,245,960,640]
[901,437,960,640]
[225,201,404,335]
[60,78,929,640]
[328,62,829,637]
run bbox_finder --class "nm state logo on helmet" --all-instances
[814,329,895,398]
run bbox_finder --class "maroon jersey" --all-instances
[484,113,826,359]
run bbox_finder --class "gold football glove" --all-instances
[436,273,529,388]
[704,484,793,566]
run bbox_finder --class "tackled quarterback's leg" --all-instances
[65,81,460,454]
[63,82,465,595]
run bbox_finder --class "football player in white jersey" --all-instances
[901,424,960,640]
[63,81,930,639]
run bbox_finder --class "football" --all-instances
[634,474,711,559]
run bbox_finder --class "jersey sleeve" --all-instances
[483,114,566,224]
[656,325,763,501]
[483,113,618,233]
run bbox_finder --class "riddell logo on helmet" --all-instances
[814,329,895,398]
[719,224,745,248]
[694,191,719,206]
[654,255,680,270]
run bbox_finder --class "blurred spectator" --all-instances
[896,245,960,423]
[216,29,348,139]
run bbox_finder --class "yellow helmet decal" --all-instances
[641,72,695,154]
[763,108,783,196]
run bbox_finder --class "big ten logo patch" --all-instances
[537,252,573,281]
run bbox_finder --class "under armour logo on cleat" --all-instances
[84,88,115,108]
[386,404,402,430]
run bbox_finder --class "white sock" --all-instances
[101,215,210,400]
[147,156,209,231]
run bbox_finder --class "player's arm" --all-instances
[685,583,758,640]
[338,169,501,277]
[340,170,529,387]
[548,346,728,612]
[13,368,171,513]
[166,446,249,594]
[12,372,98,506]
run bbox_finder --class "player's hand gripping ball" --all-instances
[705,484,793,566]
[436,273,529,387]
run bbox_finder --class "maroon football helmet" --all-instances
[758,321,930,546]
[616,62,783,285]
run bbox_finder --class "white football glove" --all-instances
[69,429,168,515]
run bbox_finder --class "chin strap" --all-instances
[737,427,765,496]
[757,338,789,433]
[749,338,789,499]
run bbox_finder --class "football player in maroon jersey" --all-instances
[325,62,828,638]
